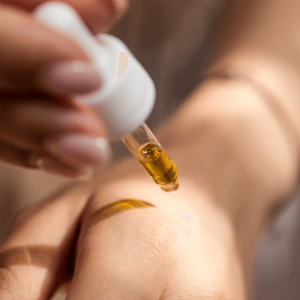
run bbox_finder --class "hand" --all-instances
[0,0,127,177]
[2,0,128,33]
[1,63,298,299]
[0,169,246,300]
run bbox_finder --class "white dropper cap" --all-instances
[34,1,156,139]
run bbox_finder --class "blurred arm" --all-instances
[154,0,300,290]
[209,0,300,137]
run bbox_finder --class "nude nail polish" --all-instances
[38,61,101,94]
[46,134,111,169]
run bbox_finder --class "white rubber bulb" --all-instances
[34,1,156,139]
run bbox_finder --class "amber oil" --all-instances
[138,143,178,192]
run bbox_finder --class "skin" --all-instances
[1,0,300,299]
[0,77,299,299]
[0,165,246,300]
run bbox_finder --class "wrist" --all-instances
[209,50,300,140]
[155,79,300,294]
[157,76,300,235]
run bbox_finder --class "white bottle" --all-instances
[34,1,156,140]
[34,1,179,192]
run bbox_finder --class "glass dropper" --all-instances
[122,123,179,192]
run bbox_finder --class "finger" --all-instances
[0,140,34,168]
[0,183,92,300]
[29,153,94,179]
[63,0,128,33]
[0,96,110,169]
[0,140,93,178]
[3,0,128,33]
[0,4,101,94]
[66,199,173,300]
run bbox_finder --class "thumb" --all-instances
[0,183,92,300]
[0,4,101,95]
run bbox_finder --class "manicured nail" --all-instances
[46,134,110,169]
[28,153,93,180]
[38,61,101,94]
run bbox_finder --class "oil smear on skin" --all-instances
[89,199,155,227]
[138,143,179,192]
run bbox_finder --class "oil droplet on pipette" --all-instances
[138,143,179,192]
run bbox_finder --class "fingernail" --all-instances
[28,153,93,180]
[46,134,110,169]
[38,61,101,94]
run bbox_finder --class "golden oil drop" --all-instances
[138,143,179,192]
[122,123,179,192]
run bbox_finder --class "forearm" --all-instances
[209,0,300,137]
[96,1,300,292]
[98,75,299,299]
[154,78,300,287]
[157,0,300,266]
